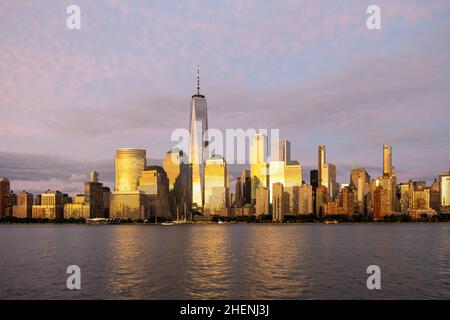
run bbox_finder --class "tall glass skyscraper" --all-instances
[383,144,392,176]
[189,67,208,210]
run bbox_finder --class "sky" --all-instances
[1,0,450,194]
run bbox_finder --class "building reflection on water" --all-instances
[183,225,233,299]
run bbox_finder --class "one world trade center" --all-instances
[189,67,208,211]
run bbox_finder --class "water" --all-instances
[0,223,449,300]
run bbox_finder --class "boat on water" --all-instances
[173,204,194,224]
[324,220,339,224]
[218,219,229,224]
[86,218,111,225]
[161,222,175,226]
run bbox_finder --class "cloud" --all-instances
[0,1,449,186]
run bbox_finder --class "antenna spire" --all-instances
[197,65,200,95]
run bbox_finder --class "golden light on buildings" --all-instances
[204,155,229,215]
[383,144,392,177]
[250,133,268,203]
[115,148,146,192]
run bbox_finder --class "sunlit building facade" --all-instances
[439,172,450,207]
[272,182,289,222]
[115,148,146,192]
[318,144,326,186]
[12,191,33,218]
[255,186,269,216]
[85,171,105,218]
[138,166,170,218]
[32,190,64,220]
[204,156,229,215]
[383,145,393,176]
[0,177,11,217]
[163,148,191,214]
[251,133,269,203]
[322,163,338,200]
[189,69,208,210]
[298,184,313,214]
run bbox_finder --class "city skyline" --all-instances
[1,1,450,194]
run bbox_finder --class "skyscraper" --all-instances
[383,145,392,176]
[115,148,146,192]
[111,148,147,220]
[0,177,11,218]
[204,155,229,215]
[272,182,287,222]
[85,171,105,218]
[318,144,326,186]
[439,171,450,208]
[13,191,33,218]
[250,133,268,203]
[322,163,338,200]
[138,166,171,218]
[298,184,313,214]
[234,177,243,207]
[241,169,251,205]
[163,148,190,214]
[317,145,338,200]
[255,186,270,216]
[189,67,208,210]
[273,139,291,163]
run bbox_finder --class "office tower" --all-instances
[383,145,392,176]
[340,186,355,215]
[272,182,288,222]
[84,171,105,218]
[110,191,145,220]
[269,160,285,203]
[0,177,11,218]
[315,185,328,218]
[234,177,243,207]
[204,156,229,216]
[189,67,208,210]
[138,166,171,218]
[373,175,395,218]
[12,191,33,218]
[111,148,147,220]
[285,161,302,213]
[255,186,269,216]
[163,148,191,214]
[322,163,338,200]
[439,171,450,208]
[32,190,64,220]
[298,184,313,214]
[241,169,251,205]
[411,184,430,210]
[9,192,17,208]
[250,133,269,203]
[310,170,318,188]
[64,199,90,219]
[350,165,370,214]
[430,179,440,211]
[399,182,412,213]
[102,187,111,218]
[269,139,301,210]
[273,139,291,163]
[317,145,338,199]
[310,170,318,216]
[285,161,302,187]
[350,164,370,191]
[318,144,326,186]
[115,148,146,192]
